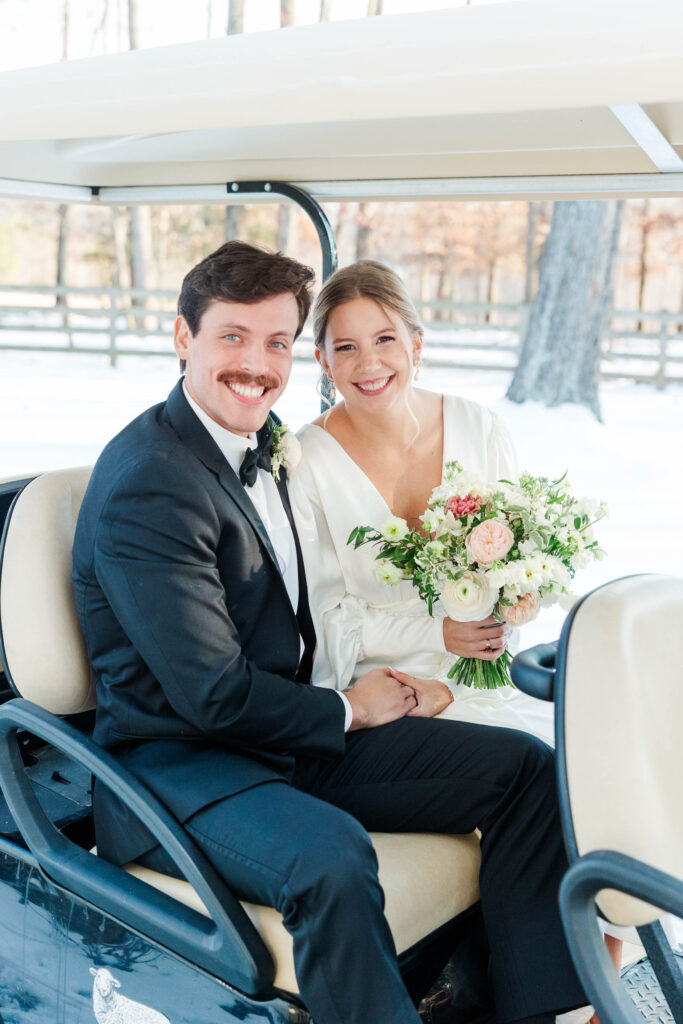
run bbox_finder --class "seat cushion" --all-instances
[124,830,481,994]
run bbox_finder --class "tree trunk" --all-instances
[524,201,539,304]
[127,0,139,49]
[56,1,70,331]
[355,204,372,260]
[637,199,650,332]
[274,1,297,252]
[281,1,295,26]
[223,0,245,241]
[126,0,148,327]
[506,200,625,420]
[435,262,452,323]
[61,0,69,60]
[227,0,244,35]
[319,0,332,20]
[484,259,496,323]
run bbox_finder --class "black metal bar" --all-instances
[638,921,683,1022]
[0,699,275,997]
[226,181,338,411]
[560,852,683,1024]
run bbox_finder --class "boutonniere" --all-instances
[269,418,302,480]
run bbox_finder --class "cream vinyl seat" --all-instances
[0,467,482,996]
[555,575,683,1024]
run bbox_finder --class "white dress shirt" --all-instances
[182,383,352,730]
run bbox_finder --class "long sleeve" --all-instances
[289,453,445,692]
[487,412,520,483]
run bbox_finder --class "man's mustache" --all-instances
[219,371,279,390]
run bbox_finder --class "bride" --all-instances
[289,259,626,995]
[289,258,554,744]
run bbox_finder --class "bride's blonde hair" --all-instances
[312,260,423,352]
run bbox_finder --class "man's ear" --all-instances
[174,315,192,361]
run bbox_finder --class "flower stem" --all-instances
[447,650,513,690]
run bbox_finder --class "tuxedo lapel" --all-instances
[164,380,282,576]
[276,471,317,680]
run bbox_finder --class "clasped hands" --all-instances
[346,615,513,731]
[346,668,453,730]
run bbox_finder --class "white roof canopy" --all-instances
[1,0,683,203]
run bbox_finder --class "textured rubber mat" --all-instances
[622,952,683,1023]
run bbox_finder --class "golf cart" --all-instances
[0,3,681,1022]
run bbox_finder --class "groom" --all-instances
[73,241,586,1024]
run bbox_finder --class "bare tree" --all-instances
[55,0,70,325]
[319,0,333,20]
[275,0,297,253]
[126,0,150,326]
[127,0,139,49]
[224,0,246,241]
[506,200,625,419]
[227,0,244,36]
[281,0,296,24]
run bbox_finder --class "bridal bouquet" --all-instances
[348,462,606,690]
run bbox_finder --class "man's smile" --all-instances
[225,380,270,403]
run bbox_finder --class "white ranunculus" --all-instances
[421,509,444,533]
[379,516,410,542]
[375,561,405,585]
[441,571,498,622]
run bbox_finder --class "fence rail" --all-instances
[1,285,681,389]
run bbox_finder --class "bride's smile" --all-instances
[317,296,422,413]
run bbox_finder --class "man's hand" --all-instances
[388,669,454,718]
[443,615,512,662]
[346,669,418,731]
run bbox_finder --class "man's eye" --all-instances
[223,333,240,342]
[270,340,288,350]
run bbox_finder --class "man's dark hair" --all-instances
[178,240,315,338]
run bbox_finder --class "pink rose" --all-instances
[499,591,541,626]
[466,520,514,566]
[445,494,482,518]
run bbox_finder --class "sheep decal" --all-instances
[90,967,172,1024]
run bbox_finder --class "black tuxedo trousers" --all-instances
[139,716,585,1024]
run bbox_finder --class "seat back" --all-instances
[558,574,683,926]
[0,467,94,714]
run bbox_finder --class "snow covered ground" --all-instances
[1,345,682,652]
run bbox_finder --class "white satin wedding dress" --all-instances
[289,394,555,745]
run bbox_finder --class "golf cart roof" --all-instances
[1,0,683,203]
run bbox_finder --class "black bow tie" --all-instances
[239,425,273,487]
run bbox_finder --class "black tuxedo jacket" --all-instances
[72,380,346,864]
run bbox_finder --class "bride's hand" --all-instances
[387,669,454,718]
[443,615,512,661]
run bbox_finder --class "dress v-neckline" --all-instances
[308,396,449,519]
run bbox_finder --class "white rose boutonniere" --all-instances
[269,419,302,479]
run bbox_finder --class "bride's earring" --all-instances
[413,358,422,381]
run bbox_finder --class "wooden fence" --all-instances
[0,285,681,389]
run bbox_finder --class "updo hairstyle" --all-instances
[312,260,423,351]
